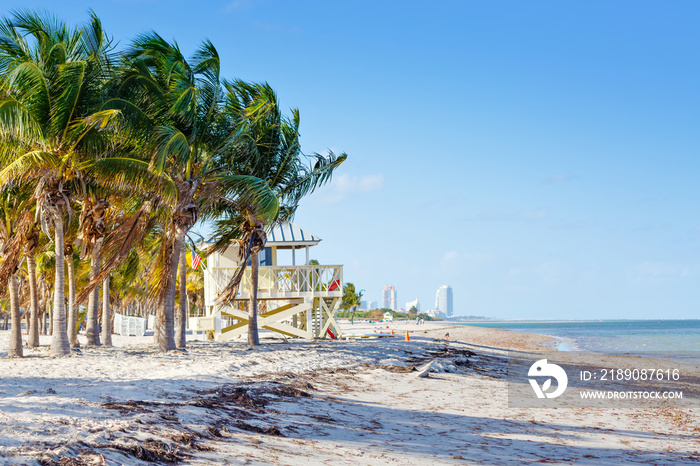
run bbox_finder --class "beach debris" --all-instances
[405,330,410,341]
[415,357,471,378]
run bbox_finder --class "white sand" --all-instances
[0,321,698,465]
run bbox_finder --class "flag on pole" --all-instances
[191,249,201,270]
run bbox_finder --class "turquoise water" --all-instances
[457,320,700,358]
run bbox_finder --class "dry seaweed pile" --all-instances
[15,341,512,465]
[38,382,311,465]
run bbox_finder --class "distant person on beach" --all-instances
[444,332,450,340]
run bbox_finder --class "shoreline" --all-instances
[445,320,700,361]
[0,323,699,464]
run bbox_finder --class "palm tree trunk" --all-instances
[8,274,23,357]
[156,232,182,352]
[50,216,71,357]
[248,250,260,346]
[101,275,112,346]
[175,248,187,349]
[66,248,78,348]
[27,253,40,348]
[86,240,102,346]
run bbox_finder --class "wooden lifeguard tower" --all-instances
[198,223,343,340]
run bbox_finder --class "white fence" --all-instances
[113,313,147,337]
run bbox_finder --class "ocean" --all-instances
[457,320,700,359]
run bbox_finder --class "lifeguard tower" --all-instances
[199,223,343,340]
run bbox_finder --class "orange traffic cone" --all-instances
[405,330,410,341]
[391,329,394,335]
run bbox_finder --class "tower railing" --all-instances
[204,264,343,306]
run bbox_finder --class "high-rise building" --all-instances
[383,285,397,310]
[405,298,420,312]
[435,285,453,317]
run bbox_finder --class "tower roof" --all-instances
[266,222,322,248]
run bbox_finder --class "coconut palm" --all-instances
[113,34,218,351]
[35,248,55,336]
[0,11,115,356]
[341,282,363,324]
[0,11,169,356]
[0,185,35,357]
[210,81,345,345]
[78,196,110,346]
[117,34,280,351]
[25,224,41,347]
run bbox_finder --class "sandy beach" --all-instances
[0,321,699,465]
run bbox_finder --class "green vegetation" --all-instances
[336,307,442,321]
[341,282,363,324]
[0,9,345,355]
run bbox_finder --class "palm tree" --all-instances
[211,81,345,345]
[114,34,217,351]
[117,34,278,351]
[78,196,109,346]
[0,11,170,355]
[341,282,363,324]
[0,186,35,357]
[175,247,187,348]
[25,225,41,347]
[0,11,123,356]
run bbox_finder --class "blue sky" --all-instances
[9,1,700,319]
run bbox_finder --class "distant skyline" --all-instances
[13,1,700,319]
[435,285,454,317]
[382,285,397,311]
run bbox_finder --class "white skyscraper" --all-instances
[383,285,397,310]
[435,285,453,317]
[406,298,420,312]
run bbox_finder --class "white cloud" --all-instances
[441,251,459,262]
[335,173,384,193]
[631,262,690,282]
[439,251,491,274]
[506,267,521,277]
[311,173,384,204]
[535,261,562,284]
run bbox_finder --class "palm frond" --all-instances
[66,108,121,150]
[0,150,59,185]
[75,204,153,304]
[0,210,32,296]
[6,61,51,123]
[86,156,178,204]
[51,60,85,141]
[279,150,347,205]
[0,98,43,141]
[217,174,279,225]
[151,125,189,175]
